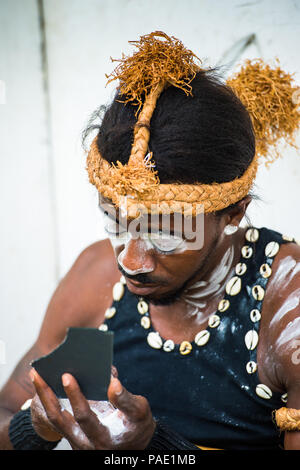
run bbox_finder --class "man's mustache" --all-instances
[117,263,162,285]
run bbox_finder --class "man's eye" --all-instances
[102,212,126,236]
[104,223,127,236]
[147,232,184,253]
[103,218,126,236]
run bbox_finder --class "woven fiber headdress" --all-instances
[87,31,300,218]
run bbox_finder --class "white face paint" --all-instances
[103,212,192,276]
[117,237,155,276]
[102,206,236,320]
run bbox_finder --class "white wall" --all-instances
[0,0,57,385]
[0,0,300,397]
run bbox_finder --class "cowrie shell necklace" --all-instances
[136,227,261,356]
[101,227,297,403]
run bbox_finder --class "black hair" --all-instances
[83,69,259,221]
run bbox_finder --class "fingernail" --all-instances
[29,369,36,382]
[113,378,123,396]
[62,374,70,387]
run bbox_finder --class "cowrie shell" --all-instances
[195,330,210,346]
[265,241,280,258]
[104,307,116,319]
[241,245,253,259]
[235,262,247,276]
[137,300,148,315]
[112,282,125,301]
[141,316,151,329]
[260,263,272,278]
[163,339,175,352]
[246,361,257,374]
[245,228,259,243]
[282,234,294,242]
[281,393,288,403]
[120,275,127,284]
[179,341,192,355]
[245,330,259,350]
[147,332,163,349]
[218,299,230,312]
[99,324,108,331]
[250,309,261,323]
[208,314,221,328]
[256,383,273,399]
[252,285,265,301]
[226,276,242,296]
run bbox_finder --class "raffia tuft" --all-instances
[227,59,300,166]
[106,31,202,114]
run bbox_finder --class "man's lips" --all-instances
[126,278,159,294]
[127,278,154,287]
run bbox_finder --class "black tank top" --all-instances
[101,227,297,450]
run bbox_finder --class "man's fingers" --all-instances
[62,373,110,443]
[111,365,118,378]
[30,369,62,423]
[30,369,93,449]
[108,377,149,422]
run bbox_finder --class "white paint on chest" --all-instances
[182,246,235,316]
[271,255,300,288]
[275,317,300,350]
[270,288,300,328]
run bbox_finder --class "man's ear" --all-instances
[226,195,252,226]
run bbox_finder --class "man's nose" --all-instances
[117,237,155,275]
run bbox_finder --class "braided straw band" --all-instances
[274,407,300,431]
[86,137,259,218]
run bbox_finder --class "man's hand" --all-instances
[29,369,156,450]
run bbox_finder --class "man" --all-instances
[1,32,300,450]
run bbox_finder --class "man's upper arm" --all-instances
[0,239,118,413]
[269,243,300,449]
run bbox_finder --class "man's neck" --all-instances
[150,227,246,330]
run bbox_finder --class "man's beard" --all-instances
[140,280,191,306]
[117,235,219,306]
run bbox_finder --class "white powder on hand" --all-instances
[59,399,126,440]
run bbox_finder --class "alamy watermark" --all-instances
[101,198,205,251]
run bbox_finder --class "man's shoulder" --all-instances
[270,235,300,284]
[52,238,120,326]
[75,237,116,266]
[70,237,120,298]
[264,232,300,318]
[260,235,300,392]
[255,225,300,282]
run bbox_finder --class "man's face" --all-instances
[99,195,223,305]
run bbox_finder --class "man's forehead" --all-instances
[99,195,177,227]
[99,195,192,220]
[98,194,205,238]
